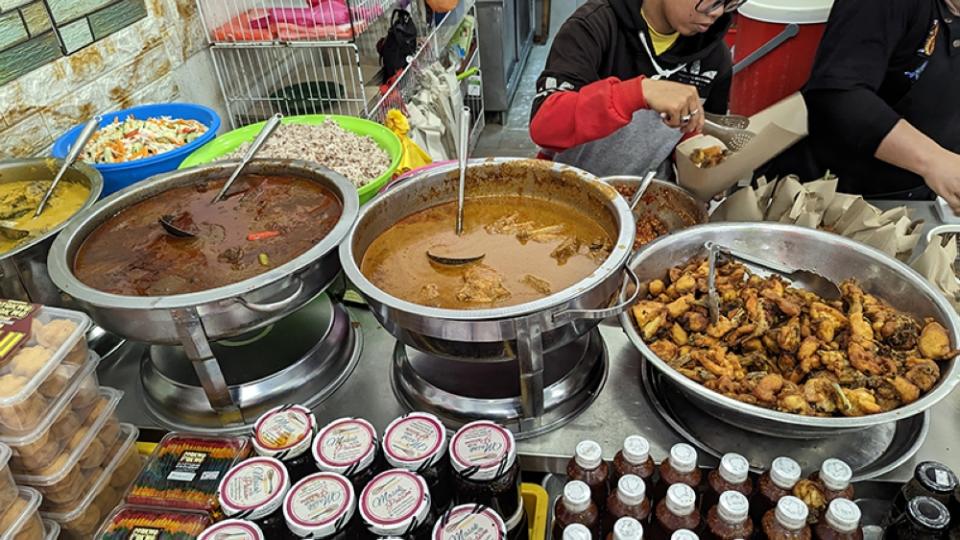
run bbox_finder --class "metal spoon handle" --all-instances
[629,170,656,211]
[36,115,100,217]
[455,106,471,236]
[212,113,282,204]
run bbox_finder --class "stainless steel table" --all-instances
[100,201,960,482]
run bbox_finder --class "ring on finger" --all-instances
[680,114,693,124]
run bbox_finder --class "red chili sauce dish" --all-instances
[73,174,343,296]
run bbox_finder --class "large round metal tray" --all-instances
[642,360,929,480]
[620,223,960,438]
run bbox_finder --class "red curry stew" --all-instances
[73,174,342,296]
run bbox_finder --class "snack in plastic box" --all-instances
[44,424,143,539]
[14,387,122,507]
[0,302,91,434]
[0,443,14,515]
[0,355,101,476]
[41,518,60,540]
[0,487,43,540]
[95,506,212,540]
[126,433,251,515]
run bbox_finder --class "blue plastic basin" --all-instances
[51,103,221,197]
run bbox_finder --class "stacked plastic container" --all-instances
[0,302,143,540]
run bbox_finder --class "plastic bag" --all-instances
[386,109,432,176]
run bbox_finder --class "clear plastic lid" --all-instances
[775,496,809,530]
[0,352,100,449]
[3,487,41,540]
[0,443,9,470]
[383,413,447,471]
[621,436,650,465]
[670,530,699,540]
[313,417,378,476]
[219,456,290,521]
[13,386,121,486]
[770,456,802,489]
[449,420,517,481]
[907,496,951,530]
[574,440,603,470]
[669,443,697,473]
[360,469,431,536]
[617,474,646,506]
[612,517,643,540]
[42,518,60,540]
[562,523,592,540]
[719,453,750,484]
[252,404,316,461]
[199,519,264,540]
[562,480,592,513]
[284,472,356,538]
[717,491,750,524]
[819,459,852,491]
[825,498,861,533]
[0,304,90,410]
[432,504,507,539]
[95,505,213,538]
[665,484,696,516]
[42,423,139,519]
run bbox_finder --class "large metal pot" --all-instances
[620,223,960,438]
[48,160,359,344]
[340,158,638,360]
[0,159,103,306]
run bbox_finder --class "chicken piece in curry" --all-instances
[361,196,612,309]
[633,256,955,417]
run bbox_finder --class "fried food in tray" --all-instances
[632,256,955,417]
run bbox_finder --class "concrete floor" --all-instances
[473,0,584,158]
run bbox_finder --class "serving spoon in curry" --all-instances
[427,107,486,266]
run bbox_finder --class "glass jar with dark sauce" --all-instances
[449,420,522,522]
[383,412,452,512]
[314,417,380,495]
[252,404,318,484]
[218,456,291,538]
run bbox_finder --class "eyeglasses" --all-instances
[696,0,747,14]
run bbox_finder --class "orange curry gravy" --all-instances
[73,174,342,296]
[360,196,612,309]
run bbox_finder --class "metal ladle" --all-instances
[159,114,283,239]
[628,171,657,211]
[427,107,484,266]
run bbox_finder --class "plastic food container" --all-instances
[15,387,123,507]
[41,518,60,540]
[43,423,142,539]
[0,443,14,516]
[0,304,91,435]
[126,433,251,516]
[94,505,213,540]
[0,487,43,540]
[0,353,101,476]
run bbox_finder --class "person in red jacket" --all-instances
[530,0,741,178]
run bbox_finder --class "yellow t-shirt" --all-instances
[641,11,679,55]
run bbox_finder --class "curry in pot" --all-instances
[73,174,342,296]
[0,180,90,254]
[361,196,613,309]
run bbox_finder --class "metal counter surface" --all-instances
[101,201,959,482]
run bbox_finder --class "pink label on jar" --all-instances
[452,423,511,469]
[317,419,375,467]
[434,507,505,540]
[384,416,443,463]
[287,474,351,527]
[362,471,424,525]
[222,459,286,511]
[255,406,313,451]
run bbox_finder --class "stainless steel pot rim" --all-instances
[0,159,103,260]
[619,222,960,429]
[48,159,359,310]
[341,158,636,321]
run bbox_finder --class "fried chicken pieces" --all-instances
[633,257,955,417]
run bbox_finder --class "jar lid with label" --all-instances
[360,469,432,536]
[775,496,809,530]
[313,417,378,475]
[252,404,317,461]
[198,519,264,540]
[819,459,852,491]
[669,444,698,473]
[383,413,448,471]
[719,453,750,484]
[770,457,802,490]
[914,461,958,494]
[432,504,507,539]
[218,457,290,521]
[283,471,356,538]
[449,421,517,481]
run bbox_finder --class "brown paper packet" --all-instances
[710,185,765,222]
[823,193,859,229]
[764,177,805,221]
[911,236,960,309]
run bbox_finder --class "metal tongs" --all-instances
[705,241,841,323]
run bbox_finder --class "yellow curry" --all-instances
[0,180,90,254]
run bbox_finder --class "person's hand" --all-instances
[923,148,960,213]
[641,78,704,134]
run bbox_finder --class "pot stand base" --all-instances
[391,328,608,440]
[141,294,361,434]
[641,360,929,480]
